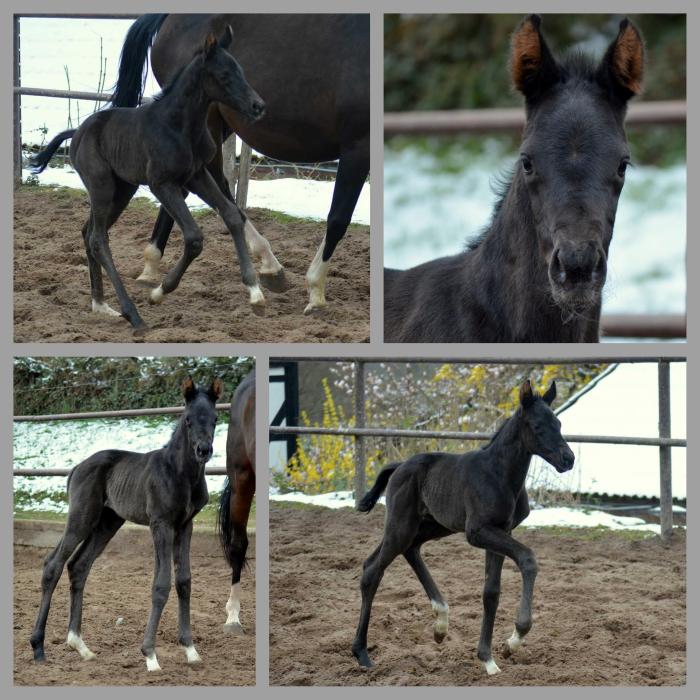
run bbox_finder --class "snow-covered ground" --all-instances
[384,142,686,317]
[269,488,681,535]
[13,416,228,511]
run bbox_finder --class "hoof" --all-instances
[503,629,522,659]
[32,650,45,663]
[149,286,165,305]
[181,645,202,665]
[132,325,149,338]
[259,268,290,293]
[434,630,446,644]
[483,658,501,675]
[223,621,245,636]
[303,302,327,316]
[352,647,374,669]
[134,276,159,288]
[145,654,162,672]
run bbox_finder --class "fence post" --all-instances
[13,15,22,184]
[236,142,252,209]
[354,361,366,507]
[658,360,673,542]
[222,133,238,199]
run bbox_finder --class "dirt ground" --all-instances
[14,529,256,686]
[269,505,686,686]
[14,186,370,343]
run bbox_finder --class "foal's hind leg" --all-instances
[173,520,202,665]
[404,544,449,643]
[65,508,125,660]
[185,168,265,313]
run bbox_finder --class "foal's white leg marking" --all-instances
[136,243,162,283]
[225,583,242,627]
[66,631,96,660]
[483,658,502,675]
[244,219,283,275]
[431,600,449,638]
[150,285,165,304]
[303,237,329,315]
[91,299,121,317]
[248,283,266,307]
[145,652,162,672]
[181,644,202,665]
[506,628,524,653]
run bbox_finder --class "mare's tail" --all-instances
[357,462,402,513]
[111,14,168,107]
[216,478,235,567]
[30,130,76,174]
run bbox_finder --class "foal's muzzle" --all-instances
[549,240,606,307]
[554,447,575,473]
[195,442,213,463]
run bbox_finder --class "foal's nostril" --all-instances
[252,100,266,118]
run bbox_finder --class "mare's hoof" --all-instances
[259,269,290,293]
[434,630,446,644]
[223,622,245,636]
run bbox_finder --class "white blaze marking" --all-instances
[248,284,265,306]
[145,652,161,672]
[225,583,242,626]
[182,644,202,664]
[484,658,501,675]
[507,628,523,652]
[91,300,120,317]
[66,631,96,660]
[431,600,449,635]
[303,237,329,314]
[150,285,164,304]
[137,243,162,283]
[244,220,283,275]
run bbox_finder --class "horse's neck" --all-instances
[158,58,210,133]
[485,413,532,491]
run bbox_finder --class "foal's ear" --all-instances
[519,379,535,408]
[510,14,560,101]
[219,25,234,50]
[542,381,557,406]
[182,376,198,402]
[596,18,645,101]
[204,33,217,58]
[208,378,224,403]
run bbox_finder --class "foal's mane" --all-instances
[152,47,207,102]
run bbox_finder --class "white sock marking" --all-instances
[507,628,523,652]
[431,600,449,635]
[244,219,283,275]
[484,658,501,675]
[248,284,265,306]
[91,299,120,317]
[150,285,164,304]
[137,243,162,283]
[304,237,329,314]
[66,631,96,660]
[225,583,242,627]
[145,652,161,672]
[182,644,202,664]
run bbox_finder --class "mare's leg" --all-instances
[466,524,538,674]
[65,507,125,660]
[185,168,265,312]
[224,465,256,635]
[173,520,201,664]
[476,551,506,675]
[141,520,174,671]
[351,514,418,668]
[403,542,449,643]
[304,139,369,315]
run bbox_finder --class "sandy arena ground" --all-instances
[269,505,686,686]
[14,527,256,686]
[14,186,370,343]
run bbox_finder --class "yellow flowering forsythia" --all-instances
[287,378,381,494]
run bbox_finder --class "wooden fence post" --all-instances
[658,359,673,542]
[222,133,238,199]
[354,361,366,507]
[236,142,252,209]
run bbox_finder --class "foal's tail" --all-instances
[357,463,401,513]
[217,478,235,567]
[30,130,76,174]
[111,14,168,107]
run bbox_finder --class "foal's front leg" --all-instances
[186,168,266,313]
[141,521,174,672]
[173,520,202,665]
[466,524,538,674]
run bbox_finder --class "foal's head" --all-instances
[519,380,574,472]
[511,15,644,312]
[200,25,266,122]
[181,377,223,464]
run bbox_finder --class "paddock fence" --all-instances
[13,402,232,477]
[269,356,685,542]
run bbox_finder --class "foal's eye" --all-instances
[617,158,630,178]
[521,155,534,175]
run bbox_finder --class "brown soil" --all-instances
[13,531,256,686]
[269,505,686,686]
[13,186,369,343]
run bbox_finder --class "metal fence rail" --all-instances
[270,357,684,541]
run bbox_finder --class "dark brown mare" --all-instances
[218,371,255,634]
[112,14,370,315]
